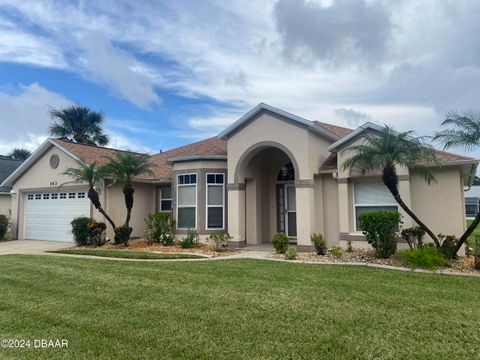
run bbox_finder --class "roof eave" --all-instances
[167,155,228,163]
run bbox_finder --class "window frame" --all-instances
[352,181,398,232]
[158,186,172,213]
[205,173,225,231]
[176,173,197,230]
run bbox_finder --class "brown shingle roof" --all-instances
[314,121,354,138]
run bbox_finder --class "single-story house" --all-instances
[1,103,478,249]
[464,185,480,219]
[0,158,23,218]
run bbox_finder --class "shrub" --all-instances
[437,234,459,259]
[310,233,326,255]
[88,220,107,246]
[285,247,297,260]
[359,211,401,259]
[71,217,90,246]
[114,225,133,246]
[401,226,425,250]
[0,214,8,240]
[399,247,449,270]
[329,245,342,258]
[272,232,289,254]
[208,233,232,251]
[347,240,353,253]
[144,213,175,246]
[180,229,199,249]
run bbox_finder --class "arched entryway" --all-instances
[233,144,299,245]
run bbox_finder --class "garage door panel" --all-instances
[24,190,90,242]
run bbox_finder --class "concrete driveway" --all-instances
[0,240,72,255]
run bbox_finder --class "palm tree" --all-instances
[102,152,154,245]
[62,162,116,230]
[434,110,480,254]
[342,125,441,247]
[49,105,109,146]
[8,148,31,161]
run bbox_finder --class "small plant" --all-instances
[272,232,289,254]
[285,247,297,260]
[87,220,107,246]
[311,233,326,255]
[180,229,199,249]
[437,234,459,260]
[347,240,353,252]
[359,211,401,259]
[71,217,91,246]
[208,233,232,251]
[114,225,133,246]
[329,245,342,259]
[401,226,425,250]
[399,247,449,270]
[144,213,175,246]
[0,214,8,240]
[473,236,480,270]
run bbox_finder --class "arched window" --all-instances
[277,162,295,182]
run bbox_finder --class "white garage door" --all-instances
[24,190,90,242]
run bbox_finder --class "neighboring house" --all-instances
[0,159,23,218]
[464,186,480,219]
[1,103,478,249]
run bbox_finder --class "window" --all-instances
[158,186,172,213]
[27,194,34,200]
[353,182,398,231]
[78,192,85,198]
[60,193,67,199]
[68,192,76,199]
[177,174,197,229]
[35,194,41,200]
[206,173,224,229]
[51,193,58,200]
[43,194,50,200]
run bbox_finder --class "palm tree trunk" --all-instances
[87,188,116,229]
[454,213,480,255]
[383,168,440,248]
[123,182,135,228]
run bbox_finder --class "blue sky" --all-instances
[0,0,479,158]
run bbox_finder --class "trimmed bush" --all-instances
[0,215,9,240]
[347,240,353,253]
[207,233,232,251]
[88,220,107,246]
[311,233,326,255]
[329,245,342,259]
[272,232,289,254]
[399,247,448,270]
[144,213,175,246]
[359,211,401,259]
[180,229,199,249]
[401,226,425,250]
[285,247,297,260]
[114,225,133,246]
[71,217,90,246]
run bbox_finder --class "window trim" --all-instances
[176,173,197,230]
[205,173,225,231]
[159,186,172,213]
[352,181,398,232]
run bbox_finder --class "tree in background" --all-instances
[8,148,31,161]
[49,104,109,146]
[434,110,480,255]
[342,125,441,247]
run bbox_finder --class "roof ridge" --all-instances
[52,138,144,155]
[314,120,353,132]
[155,136,224,157]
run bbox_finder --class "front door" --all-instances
[277,184,297,238]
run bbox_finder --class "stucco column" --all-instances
[295,184,315,251]
[337,180,350,234]
[227,185,246,248]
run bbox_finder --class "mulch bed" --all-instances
[95,239,239,257]
[270,249,480,274]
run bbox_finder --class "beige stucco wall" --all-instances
[316,174,340,246]
[410,167,465,237]
[0,194,12,217]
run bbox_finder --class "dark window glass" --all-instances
[207,174,215,183]
[161,200,172,212]
[178,208,195,228]
[207,207,223,229]
[216,174,224,183]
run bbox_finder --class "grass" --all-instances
[1,256,480,359]
[48,248,203,259]
[467,219,480,249]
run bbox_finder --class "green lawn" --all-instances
[1,256,480,359]
[467,219,480,248]
[48,249,203,259]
